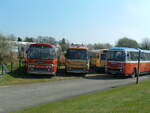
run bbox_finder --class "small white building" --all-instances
[11,41,34,58]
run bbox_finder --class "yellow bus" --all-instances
[89,49,108,71]
[65,44,89,74]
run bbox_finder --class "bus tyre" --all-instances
[53,73,56,76]
[82,73,87,78]
[111,74,116,78]
[65,69,70,76]
[131,69,136,78]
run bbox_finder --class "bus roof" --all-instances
[30,43,55,47]
[89,49,108,53]
[69,45,88,50]
[109,47,140,52]
[109,47,150,53]
[141,50,150,53]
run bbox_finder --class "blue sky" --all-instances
[0,0,150,45]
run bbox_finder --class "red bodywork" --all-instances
[26,43,58,75]
[107,61,150,75]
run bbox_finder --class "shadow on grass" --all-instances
[9,67,53,79]
[8,67,83,79]
[85,73,129,80]
[9,67,130,80]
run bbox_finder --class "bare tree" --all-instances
[36,36,56,44]
[0,34,11,64]
[87,44,94,50]
[8,34,17,41]
[59,38,70,52]
[140,38,150,50]
[87,43,112,50]
[24,37,34,42]
[0,34,13,74]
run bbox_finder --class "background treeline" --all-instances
[1,33,150,55]
[21,36,150,50]
[1,33,150,51]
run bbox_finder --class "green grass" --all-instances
[13,80,150,113]
[0,74,79,86]
[0,67,80,86]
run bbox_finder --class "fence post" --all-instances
[11,62,13,72]
[2,64,4,75]
[19,58,21,68]
[136,50,141,84]
[0,64,2,75]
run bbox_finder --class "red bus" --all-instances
[26,43,60,75]
[106,47,150,77]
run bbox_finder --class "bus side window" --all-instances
[64,50,68,58]
[101,54,106,60]
[128,52,138,61]
[140,52,145,61]
[95,54,99,58]
[148,53,150,61]
[127,52,130,61]
[146,53,149,61]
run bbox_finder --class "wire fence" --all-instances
[0,64,8,76]
[0,60,24,76]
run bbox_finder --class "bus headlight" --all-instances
[47,64,53,68]
[67,67,71,70]
[30,68,34,71]
[86,64,89,68]
[50,64,53,68]
[28,65,34,71]
[28,64,34,68]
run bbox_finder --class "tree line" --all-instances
[1,33,150,65]
[87,37,150,50]
[16,35,150,50]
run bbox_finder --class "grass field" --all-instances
[0,74,79,86]
[0,67,80,86]
[13,80,150,113]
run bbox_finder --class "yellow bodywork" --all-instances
[65,60,88,68]
[89,49,108,69]
[65,46,89,73]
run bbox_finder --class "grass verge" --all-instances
[12,80,150,113]
[0,74,79,86]
[0,67,80,86]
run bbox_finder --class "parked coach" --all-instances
[106,47,150,77]
[26,43,61,75]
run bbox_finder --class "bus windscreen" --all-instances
[27,46,55,59]
[107,51,125,61]
[66,49,88,60]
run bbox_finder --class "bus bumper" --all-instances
[28,71,56,75]
[27,68,56,75]
[66,68,88,73]
[107,68,123,75]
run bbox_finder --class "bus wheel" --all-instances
[53,73,56,76]
[111,74,117,78]
[131,69,136,78]
[65,69,69,76]
[81,73,87,78]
